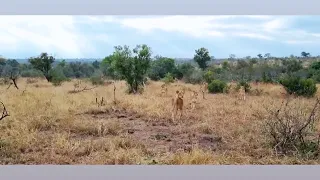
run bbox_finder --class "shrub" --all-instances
[20,70,43,78]
[223,84,231,94]
[176,63,195,80]
[184,68,204,84]
[90,76,104,86]
[260,98,320,158]
[148,57,177,81]
[90,71,104,85]
[49,67,68,86]
[236,80,251,93]
[162,73,174,84]
[261,71,273,83]
[279,76,317,97]
[208,80,227,93]
[203,70,215,83]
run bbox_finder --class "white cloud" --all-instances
[261,18,289,32]
[117,16,227,37]
[109,15,320,45]
[96,16,296,42]
[0,15,96,58]
[1,15,320,58]
[233,32,274,40]
[284,40,315,44]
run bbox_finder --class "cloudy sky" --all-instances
[0,15,320,59]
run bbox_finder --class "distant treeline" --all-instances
[1,47,320,91]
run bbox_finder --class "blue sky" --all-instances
[0,15,320,59]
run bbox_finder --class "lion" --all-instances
[172,90,184,122]
[190,91,198,110]
[238,86,246,101]
[199,82,208,99]
[161,83,168,96]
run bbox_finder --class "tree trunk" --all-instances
[45,75,53,82]
[11,79,19,89]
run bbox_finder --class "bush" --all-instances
[49,67,68,86]
[162,73,174,84]
[184,68,204,84]
[279,76,317,97]
[260,98,320,158]
[148,57,177,81]
[203,70,215,83]
[90,76,104,85]
[20,70,43,78]
[261,71,273,83]
[236,80,251,93]
[176,63,195,80]
[208,80,227,93]
[90,71,104,85]
[223,84,231,94]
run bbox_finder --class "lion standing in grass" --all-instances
[190,91,198,110]
[200,82,208,99]
[238,86,246,101]
[172,90,184,122]
[160,83,168,96]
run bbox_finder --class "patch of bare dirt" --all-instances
[83,106,224,153]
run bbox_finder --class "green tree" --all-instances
[28,52,55,82]
[148,56,177,80]
[203,70,215,83]
[301,51,310,58]
[0,56,5,66]
[264,53,271,59]
[59,59,66,68]
[208,80,227,93]
[193,47,211,70]
[112,44,152,94]
[50,65,68,86]
[280,76,317,97]
[92,60,100,69]
[100,55,120,79]
[222,61,230,70]
[283,59,303,74]
[229,54,236,60]
[176,62,195,80]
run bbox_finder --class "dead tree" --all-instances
[0,101,9,121]
[10,71,19,89]
[6,71,19,90]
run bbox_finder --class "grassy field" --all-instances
[0,78,320,165]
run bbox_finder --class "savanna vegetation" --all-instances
[1,46,320,164]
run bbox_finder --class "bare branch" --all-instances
[68,86,97,94]
[0,101,9,121]
[298,98,320,133]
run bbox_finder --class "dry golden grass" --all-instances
[0,78,320,164]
